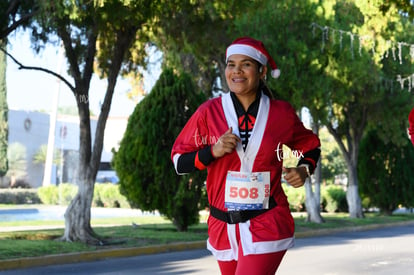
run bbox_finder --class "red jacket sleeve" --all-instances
[409,107,414,146]
[284,103,321,173]
[171,101,212,174]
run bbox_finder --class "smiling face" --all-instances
[225,54,267,100]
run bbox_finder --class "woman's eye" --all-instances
[226,62,253,69]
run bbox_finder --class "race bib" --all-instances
[224,171,270,210]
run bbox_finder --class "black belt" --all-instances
[209,197,277,224]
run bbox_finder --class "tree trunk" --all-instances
[304,121,324,223]
[58,22,136,244]
[60,178,102,244]
[326,121,365,219]
[0,39,8,177]
[346,164,364,218]
[305,159,325,223]
[59,93,103,244]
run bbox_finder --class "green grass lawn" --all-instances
[0,209,413,261]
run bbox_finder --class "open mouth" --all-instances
[232,78,246,83]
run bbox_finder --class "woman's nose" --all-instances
[233,65,242,73]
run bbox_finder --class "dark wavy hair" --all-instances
[259,79,273,99]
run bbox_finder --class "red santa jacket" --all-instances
[409,107,414,146]
[171,92,320,260]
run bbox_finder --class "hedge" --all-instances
[283,183,347,213]
[0,189,41,204]
[321,185,348,213]
[1,183,347,213]
[0,184,130,208]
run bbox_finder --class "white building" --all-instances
[7,109,128,188]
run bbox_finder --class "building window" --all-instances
[24,118,32,131]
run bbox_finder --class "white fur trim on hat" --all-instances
[226,44,268,65]
[226,37,281,78]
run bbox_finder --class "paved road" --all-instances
[1,224,413,274]
[278,223,414,275]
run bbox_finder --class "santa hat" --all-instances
[226,37,281,78]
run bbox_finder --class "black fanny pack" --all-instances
[209,196,277,224]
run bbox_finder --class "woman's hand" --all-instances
[282,166,308,188]
[212,127,241,158]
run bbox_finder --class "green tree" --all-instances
[0,38,8,177]
[33,145,62,165]
[229,0,327,222]
[0,0,38,39]
[148,0,251,95]
[320,127,347,185]
[380,0,414,19]
[6,142,27,186]
[153,0,323,223]
[358,130,414,214]
[0,0,38,179]
[313,0,414,217]
[232,0,414,219]
[3,0,158,243]
[113,69,207,231]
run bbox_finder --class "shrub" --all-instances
[37,183,129,208]
[361,195,373,211]
[93,187,103,207]
[282,184,306,212]
[57,184,78,205]
[358,130,414,214]
[113,68,207,231]
[11,179,31,189]
[322,185,347,213]
[37,185,59,204]
[0,189,41,204]
[37,184,77,205]
[93,184,130,208]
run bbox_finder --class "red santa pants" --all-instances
[217,224,287,275]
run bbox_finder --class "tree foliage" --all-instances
[315,1,414,217]
[0,39,8,177]
[320,127,347,184]
[113,68,207,231]
[0,0,38,39]
[358,130,414,214]
[0,0,38,178]
[33,145,62,165]
[6,142,27,184]
[380,0,414,19]
[2,0,159,243]
[146,0,251,94]
[229,0,414,218]
[229,0,328,222]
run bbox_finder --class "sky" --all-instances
[6,31,160,117]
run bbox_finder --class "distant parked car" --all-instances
[96,170,119,184]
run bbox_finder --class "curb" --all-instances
[1,221,413,271]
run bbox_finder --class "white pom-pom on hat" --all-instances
[226,37,281,78]
[271,68,281,78]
